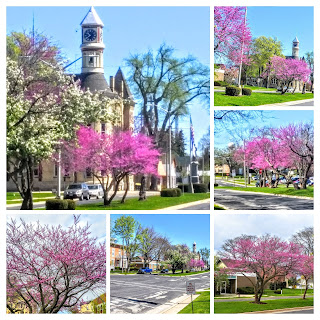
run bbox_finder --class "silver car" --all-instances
[63,183,90,201]
[87,184,104,199]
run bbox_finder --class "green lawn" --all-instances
[179,291,210,314]
[263,289,313,296]
[243,85,277,91]
[110,270,137,275]
[214,204,225,210]
[214,298,313,313]
[159,271,210,277]
[214,91,314,106]
[7,192,55,204]
[74,193,210,210]
[214,186,313,198]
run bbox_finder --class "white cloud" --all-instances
[214,213,314,251]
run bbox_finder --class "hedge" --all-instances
[242,87,252,96]
[237,287,255,294]
[193,183,208,193]
[214,80,230,87]
[46,199,68,210]
[160,188,182,197]
[178,184,190,193]
[45,199,76,210]
[225,86,241,96]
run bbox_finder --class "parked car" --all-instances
[252,176,259,180]
[277,86,294,93]
[87,184,104,199]
[307,179,314,186]
[160,269,169,273]
[137,268,153,274]
[63,183,90,200]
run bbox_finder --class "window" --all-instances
[112,248,115,257]
[33,166,39,177]
[101,122,106,134]
[86,167,92,178]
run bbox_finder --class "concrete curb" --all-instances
[160,294,200,314]
[218,189,313,200]
[259,98,314,106]
[159,198,210,210]
[214,203,230,210]
[243,306,313,314]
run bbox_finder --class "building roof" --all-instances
[80,7,104,27]
[114,68,134,100]
[293,36,299,43]
[74,73,117,98]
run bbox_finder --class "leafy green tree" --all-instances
[7,31,118,209]
[137,227,158,268]
[126,43,209,189]
[250,36,283,77]
[172,130,186,156]
[199,247,210,268]
[112,215,141,272]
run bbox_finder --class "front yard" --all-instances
[214,298,313,313]
[214,91,314,106]
[75,193,210,210]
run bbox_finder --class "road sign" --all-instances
[232,170,236,177]
[259,169,262,174]
[186,280,196,295]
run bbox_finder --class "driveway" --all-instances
[214,189,313,210]
[110,272,210,314]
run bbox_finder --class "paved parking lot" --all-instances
[110,272,210,314]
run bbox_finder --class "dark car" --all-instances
[160,269,169,273]
[137,268,153,274]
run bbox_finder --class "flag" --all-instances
[190,115,197,158]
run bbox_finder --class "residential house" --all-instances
[110,242,127,270]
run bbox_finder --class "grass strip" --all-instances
[214,186,313,198]
[179,291,210,314]
[214,91,314,106]
[75,193,210,210]
[214,298,313,313]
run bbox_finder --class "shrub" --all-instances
[193,183,208,193]
[160,188,182,197]
[237,287,255,294]
[66,199,76,210]
[225,86,241,96]
[214,80,230,87]
[242,88,252,96]
[214,183,219,187]
[178,184,190,192]
[46,199,68,210]
[274,289,282,294]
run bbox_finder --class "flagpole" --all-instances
[190,116,194,194]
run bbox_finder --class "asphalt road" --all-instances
[290,100,314,106]
[214,189,313,210]
[110,272,210,314]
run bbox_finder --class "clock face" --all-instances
[293,43,297,47]
[84,29,97,42]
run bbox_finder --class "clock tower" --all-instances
[292,36,299,60]
[80,6,105,74]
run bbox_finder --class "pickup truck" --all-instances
[137,268,153,274]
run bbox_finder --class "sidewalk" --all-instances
[160,198,210,210]
[261,98,314,106]
[244,306,313,314]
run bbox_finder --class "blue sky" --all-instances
[215,213,313,252]
[6,6,210,148]
[215,110,314,148]
[111,214,210,250]
[247,7,314,57]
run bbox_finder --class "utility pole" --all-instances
[237,6,247,90]
[168,115,172,188]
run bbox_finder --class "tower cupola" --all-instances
[80,7,105,74]
[292,36,299,60]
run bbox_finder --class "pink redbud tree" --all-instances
[6,216,106,313]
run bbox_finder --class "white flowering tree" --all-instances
[7,32,120,209]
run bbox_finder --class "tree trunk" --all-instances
[106,179,121,206]
[20,161,34,210]
[139,175,147,201]
[121,174,129,203]
[150,174,157,191]
[303,280,308,299]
